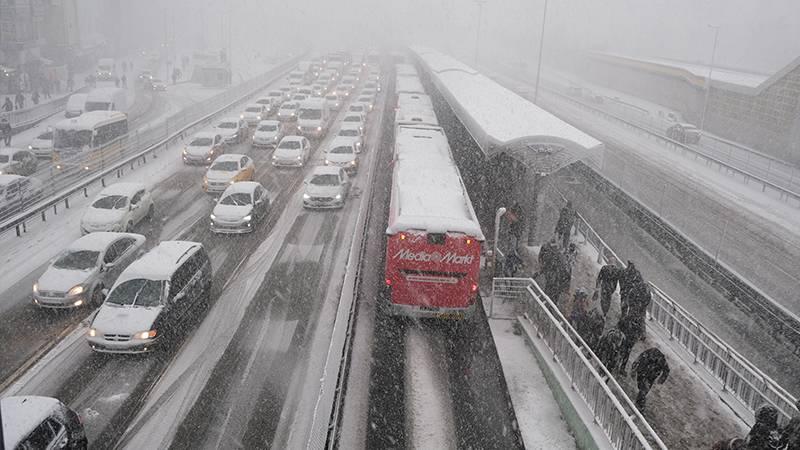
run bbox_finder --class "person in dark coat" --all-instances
[0,118,12,146]
[619,261,644,317]
[15,92,24,109]
[596,259,621,316]
[569,288,590,329]
[32,90,40,105]
[2,97,12,112]
[544,251,571,305]
[711,438,745,450]
[617,306,647,375]
[780,399,800,450]
[538,238,558,272]
[555,200,575,249]
[746,405,780,449]
[507,201,524,249]
[596,328,625,374]
[630,347,669,410]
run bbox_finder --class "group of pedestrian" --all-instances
[537,237,572,304]
[713,401,800,449]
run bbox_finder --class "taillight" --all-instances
[470,283,478,292]
[385,278,392,286]
[399,233,406,240]
[466,239,472,245]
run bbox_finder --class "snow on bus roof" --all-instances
[412,46,601,159]
[388,125,484,239]
[397,92,432,107]
[55,110,126,130]
[396,63,418,77]
[396,76,425,94]
[395,108,439,127]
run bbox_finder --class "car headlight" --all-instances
[240,114,244,119]
[88,328,97,337]
[303,193,310,200]
[68,285,85,296]
[350,160,357,166]
[272,154,278,159]
[316,126,322,131]
[28,145,33,150]
[296,155,302,160]
[242,215,252,222]
[257,116,262,120]
[135,330,157,340]
[182,148,188,156]
[325,159,330,165]
[203,177,208,186]
[335,194,342,200]
[210,213,216,220]
[33,282,39,293]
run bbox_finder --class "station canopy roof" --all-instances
[412,47,603,175]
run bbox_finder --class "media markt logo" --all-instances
[393,249,474,265]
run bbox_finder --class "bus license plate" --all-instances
[437,312,464,320]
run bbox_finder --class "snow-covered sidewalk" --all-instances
[486,315,577,449]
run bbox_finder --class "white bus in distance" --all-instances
[52,111,129,171]
[85,88,128,114]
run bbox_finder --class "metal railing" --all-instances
[492,277,667,449]
[542,86,800,206]
[572,204,800,426]
[0,56,301,238]
[0,90,78,131]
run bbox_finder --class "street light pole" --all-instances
[493,207,507,277]
[699,24,720,137]
[533,0,549,104]
[474,0,486,66]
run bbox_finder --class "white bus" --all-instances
[52,111,129,171]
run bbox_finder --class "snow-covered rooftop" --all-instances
[388,125,484,239]
[412,46,602,173]
[1,396,62,447]
[594,52,770,89]
[397,93,433,109]
[67,231,144,252]
[117,241,201,283]
[98,182,146,197]
[396,76,426,95]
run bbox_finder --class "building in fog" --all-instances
[578,53,800,164]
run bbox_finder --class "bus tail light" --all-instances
[399,233,406,240]
[385,278,392,286]
[466,238,472,245]
[470,283,478,292]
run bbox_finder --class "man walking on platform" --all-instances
[630,347,669,410]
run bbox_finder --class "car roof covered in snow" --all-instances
[327,137,356,150]
[216,117,240,124]
[257,120,280,126]
[310,166,343,176]
[116,241,202,283]
[214,153,246,162]
[388,125,484,239]
[191,131,218,140]
[412,46,602,173]
[221,181,260,195]
[67,232,144,252]
[98,182,146,197]
[2,396,63,447]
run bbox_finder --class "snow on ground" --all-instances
[487,317,577,449]
[528,233,751,448]
[405,327,458,450]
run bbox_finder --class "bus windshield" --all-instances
[54,129,93,150]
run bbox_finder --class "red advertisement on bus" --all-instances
[384,230,481,319]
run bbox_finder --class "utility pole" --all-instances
[699,24,720,137]
[473,0,486,66]
[533,0,549,104]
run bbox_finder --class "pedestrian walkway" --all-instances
[513,234,750,448]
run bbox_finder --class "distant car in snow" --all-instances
[272,136,311,167]
[149,78,167,91]
[252,120,283,148]
[28,129,54,158]
[210,181,270,234]
[213,117,249,145]
[80,182,154,234]
[666,123,701,145]
[336,125,364,153]
[33,232,145,309]
[203,154,255,194]
[182,132,225,165]
[277,101,300,122]
[324,138,359,173]
[0,147,38,176]
[87,241,212,354]
[240,103,268,127]
[325,93,342,111]
[0,174,43,219]
[302,166,351,209]
[341,112,366,133]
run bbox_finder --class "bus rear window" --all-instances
[427,233,446,245]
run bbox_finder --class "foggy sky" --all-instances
[114,0,800,74]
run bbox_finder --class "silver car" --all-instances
[33,232,146,309]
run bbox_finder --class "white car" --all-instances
[241,104,268,127]
[354,95,374,112]
[182,132,225,165]
[336,125,364,153]
[87,241,212,354]
[33,232,146,309]
[213,117,249,144]
[0,174,42,218]
[210,182,271,234]
[80,183,154,234]
[255,96,272,112]
[348,103,369,116]
[203,153,255,194]
[277,102,299,122]
[341,113,366,133]
[252,120,283,148]
[364,81,381,93]
[324,138,359,173]
[28,129,54,158]
[0,147,38,176]
[325,93,341,110]
[272,136,311,167]
[302,166,351,209]
[278,85,294,99]
[291,94,308,103]
[267,90,285,108]
[311,84,326,97]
